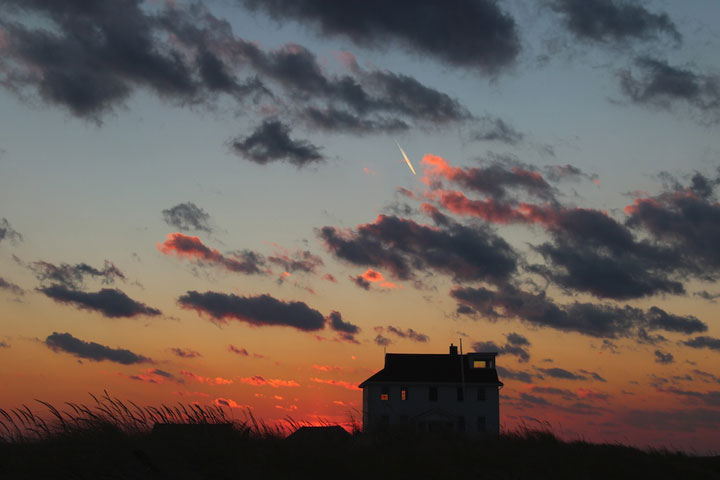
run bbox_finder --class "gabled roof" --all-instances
[358,353,502,387]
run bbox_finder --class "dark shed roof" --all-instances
[359,353,503,387]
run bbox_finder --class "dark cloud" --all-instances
[470,115,524,145]
[319,214,518,285]
[645,307,707,334]
[536,367,598,381]
[303,107,409,134]
[453,283,704,341]
[657,387,720,407]
[654,350,674,365]
[694,290,720,302]
[158,233,266,275]
[162,202,213,233]
[626,172,720,275]
[228,345,249,356]
[45,332,151,365]
[496,366,534,383]
[28,260,125,289]
[506,332,530,347]
[0,218,22,244]
[327,311,359,334]
[39,285,161,318]
[268,249,323,274]
[231,119,324,167]
[682,336,720,352]
[374,334,391,347]
[238,0,520,73]
[619,57,720,123]
[351,275,371,290]
[692,370,720,384]
[178,290,327,332]
[473,339,530,363]
[550,0,680,45]
[383,326,429,343]
[532,208,684,300]
[519,392,551,406]
[169,347,202,359]
[0,276,24,296]
[542,164,598,183]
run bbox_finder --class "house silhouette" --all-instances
[359,344,502,434]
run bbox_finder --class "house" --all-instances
[358,344,502,434]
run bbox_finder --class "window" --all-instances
[429,386,438,401]
[401,388,408,401]
[477,388,486,402]
[381,386,389,401]
[477,416,486,433]
[473,359,490,368]
[457,416,466,432]
[457,387,464,401]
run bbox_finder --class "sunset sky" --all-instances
[1,0,720,453]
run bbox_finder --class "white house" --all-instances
[359,344,503,434]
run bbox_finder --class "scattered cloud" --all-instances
[309,377,360,391]
[178,290,327,332]
[238,375,300,388]
[45,332,151,365]
[179,370,233,385]
[169,347,202,359]
[231,119,324,167]
[28,260,125,289]
[158,233,266,275]
[39,285,161,318]
[682,336,720,352]
[654,350,674,365]
[0,218,22,244]
[162,202,213,233]
[0,276,24,296]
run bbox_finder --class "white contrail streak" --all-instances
[396,142,416,175]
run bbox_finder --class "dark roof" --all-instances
[286,426,351,442]
[359,353,502,387]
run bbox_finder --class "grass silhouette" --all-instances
[1,392,718,479]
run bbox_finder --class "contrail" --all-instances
[396,142,416,175]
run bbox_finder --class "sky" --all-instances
[1,0,720,453]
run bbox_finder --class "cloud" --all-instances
[619,57,720,123]
[162,202,213,233]
[536,367,600,382]
[550,0,680,45]
[542,164,598,183]
[28,260,125,289]
[158,233,266,275]
[645,307,706,334]
[231,119,324,167]
[519,392,551,406]
[120,368,177,384]
[694,290,720,302]
[472,338,530,363]
[319,213,518,285]
[228,345,249,356]
[169,347,202,359]
[621,408,720,432]
[505,332,530,347]
[268,249,324,274]
[682,336,720,352]
[238,0,520,73]
[45,332,151,365]
[327,311,360,343]
[178,290,327,331]
[654,350,674,365]
[180,370,233,385]
[214,398,250,409]
[496,366,534,383]
[309,377,360,391]
[374,334,391,347]
[238,375,300,388]
[0,276,24,296]
[470,115,524,145]
[375,325,429,343]
[39,285,161,318]
[0,218,22,244]
[351,268,398,290]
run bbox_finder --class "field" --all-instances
[1,392,718,480]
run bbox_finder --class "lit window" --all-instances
[401,388,408,401]
[381,386,389,400]
[429,386,438,401]
[477,388,486,401]
[473,359,490,368]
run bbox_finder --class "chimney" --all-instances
[449,343,458,356]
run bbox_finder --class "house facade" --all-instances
[358,345,502,434]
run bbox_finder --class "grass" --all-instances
[1,392,719,479]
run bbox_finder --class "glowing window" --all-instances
[401,388,408,401]
[473,359,490,368]
[381,386,389,400]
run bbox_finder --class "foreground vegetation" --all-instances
[1,393,718,479]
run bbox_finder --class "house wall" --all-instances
[363,382,500,434]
